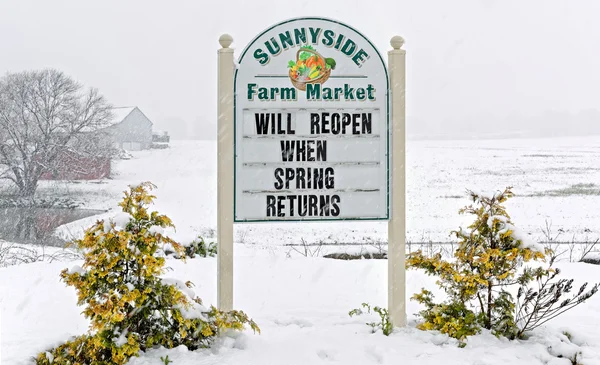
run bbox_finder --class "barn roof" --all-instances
[110,106,137,125]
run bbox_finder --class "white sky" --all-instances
[1,0,599,138]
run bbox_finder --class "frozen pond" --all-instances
[0,207,104,246]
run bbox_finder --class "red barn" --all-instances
[39,150,111,180]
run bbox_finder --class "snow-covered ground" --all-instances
[1,135,600,364]
[1,249,600,364]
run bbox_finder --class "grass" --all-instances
[323,252,387,260]
[528,183,600,197]
[522,154,576,158]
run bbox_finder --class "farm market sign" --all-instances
[234,18,389,221]
[216,17,406,327]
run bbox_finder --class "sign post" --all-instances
[217,34,235,311]
[387,36,406,327]
[217,18,406,327]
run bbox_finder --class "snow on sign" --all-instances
[234,17,389,222]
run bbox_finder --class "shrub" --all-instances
[408,187,598,343]
[514,262,598,338]
[36,182,259,365]
[164,235,217,259]
[349,303,393,336]
[186,236,217,258]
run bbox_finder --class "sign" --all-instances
[234,17,389,222]
[217,19,406,326]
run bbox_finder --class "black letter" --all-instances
[331,195,341,216]
[342,113,351,134]
[296,168,306,189]
[310,113,320,134]
[309,195,319,216]
[325,167,335,189]
[274,168,284,189]
[298,195,307,216]
[255,113,270,134]
[352,113,360,135]
[313,168,323,189]
[307,141,315,162]
[331,113,340,134]
[281,140,294,161]
[288,195,297,216]
[316,140,327,161]
[296,140,306,161]
[320,195,330,216]
[266,195,276,216]
[285,168,295,189]
[362,113,372,134]
[277,196,286,217]
[321,112,330,134]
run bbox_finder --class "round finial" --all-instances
[390,36,405,50]
[219,34,233,48]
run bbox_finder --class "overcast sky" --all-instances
[1,0,599,139]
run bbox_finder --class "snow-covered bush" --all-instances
[408,187,598,344]
[186,236,217,258]
[349,303,393,336]
[36,182,259,365]
[165,235,217,259]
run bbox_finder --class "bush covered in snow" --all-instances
[35,182,259,365]
[408,187,598,344]
[349,303,393,336]
[185,236,217,258]
[165,235,217,259]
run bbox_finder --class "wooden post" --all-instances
[388,35,407,327]
[217,34,234,311]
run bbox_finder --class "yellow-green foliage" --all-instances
[36,182,259,365]
[186,236,217,258]
[408,187,547,342]
[349,303,393,336]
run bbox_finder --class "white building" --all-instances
[106,106,153,151]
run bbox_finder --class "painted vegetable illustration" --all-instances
[287,45,336,91]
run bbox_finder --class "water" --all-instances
[0,207,104,246]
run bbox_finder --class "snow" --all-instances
[109,106,137,126]
[113,328,129,347]
[1,135,600,364]
[174,302,209,321]
[513,226,546,253]
[148,226,164,235]
[161,277,197,301]
[112,212,132,229]
[1,254,599,364]
[67,264,84,275]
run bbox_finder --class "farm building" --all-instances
[106,106,153,151]
[39,106,154,181]
[39,151,111,180]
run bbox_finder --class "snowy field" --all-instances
[1,135,600,364]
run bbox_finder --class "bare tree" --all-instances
[0,69,113,199]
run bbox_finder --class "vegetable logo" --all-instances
[287,45,336,91]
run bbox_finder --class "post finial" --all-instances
[390,36,405,50]
[219,34,233,48]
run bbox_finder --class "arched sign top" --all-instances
[234,17,390,222]
[237,17,388,84]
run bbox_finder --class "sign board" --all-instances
[234,17,389,222]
